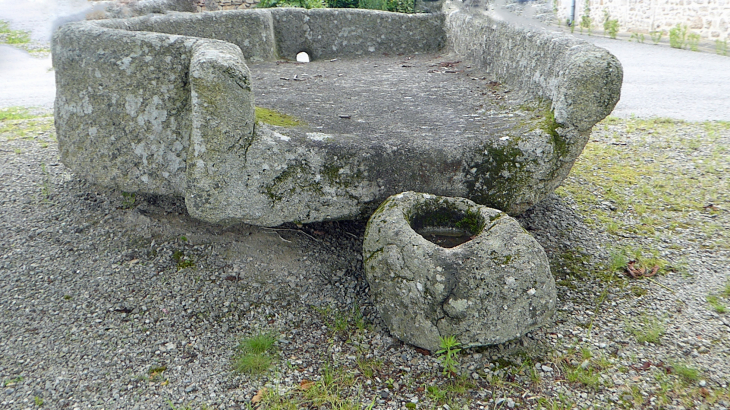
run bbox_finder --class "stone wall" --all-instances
[196,0,260,11]
[555,0,730,41]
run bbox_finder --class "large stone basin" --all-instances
[52,4,622,226]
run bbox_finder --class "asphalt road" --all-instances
[1,2,729,121]
[574,34,730,121]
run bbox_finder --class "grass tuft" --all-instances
[233,333,277,375]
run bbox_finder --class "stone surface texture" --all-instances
[362,192,556,351]
[52,4,622,226]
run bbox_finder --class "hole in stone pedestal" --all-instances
[410,205,485,248]
[296,51,310,63]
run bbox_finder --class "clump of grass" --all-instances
[625,314,665,344]
[233,333,277,375]
[172,250,195,270]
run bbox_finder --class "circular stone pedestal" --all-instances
[363,191,556,352]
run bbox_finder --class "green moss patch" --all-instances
[255,106,304,127]
[557,117,730,250]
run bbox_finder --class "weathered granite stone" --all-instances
[52,5,622,226]
[445,5,622,132]
[363,191,556,352]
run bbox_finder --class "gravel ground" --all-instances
[1,111,729,409]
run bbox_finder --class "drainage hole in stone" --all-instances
[410,206,484,248]
[296,52,310,63]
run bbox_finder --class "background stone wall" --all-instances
[196,0,260,11]
[555,0,730,41]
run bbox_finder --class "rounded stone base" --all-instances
[363,191,556,352]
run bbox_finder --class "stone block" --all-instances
[363,192,556,351]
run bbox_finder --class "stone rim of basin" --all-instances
[51,5,622,226]
[363,191,557,352]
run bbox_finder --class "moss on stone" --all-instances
[263,161,322,202]
[465,140,531,211]
[255,106,303,127]
[408,197,486,236]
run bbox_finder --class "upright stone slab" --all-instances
[363,192,556,352]
[186,41,256,223]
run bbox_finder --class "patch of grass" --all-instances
[172,250,195,271]
[625,314,665,344]
[672,362,701,383]
[0,107,37,121]
[706,295,727,314]
[121,192,136,209]
[0,114,55,144]
[233,333,277,375]
[0,21,30,45]
[256,364,362,409]
[314,303,371,336]
[239,333,277,354]
[356,357,382,378]
[34,396,43,407]
[3,376,23,386]
[255,107,303,127]
[143,366,168,383]
[557,118,730,251]
[630,285,648,297]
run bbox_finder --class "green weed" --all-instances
[650,30,663,44]
[436,335,462,376]
[629,33,645,43]
[34,396,43,407]
[121,192,136,209]
[603,10,619,39]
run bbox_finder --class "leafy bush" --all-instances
[716,39,728,56]
[359,0,387,10]
[327,0,358,7]
[603,11,619,39]
[669,24,687,49]
[650,30,663,45]
[687,32,700,51]
[258,0,325,8]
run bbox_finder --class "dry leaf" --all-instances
[414,347,431,356]
[300,380,315,390]
[252,388,268,404]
